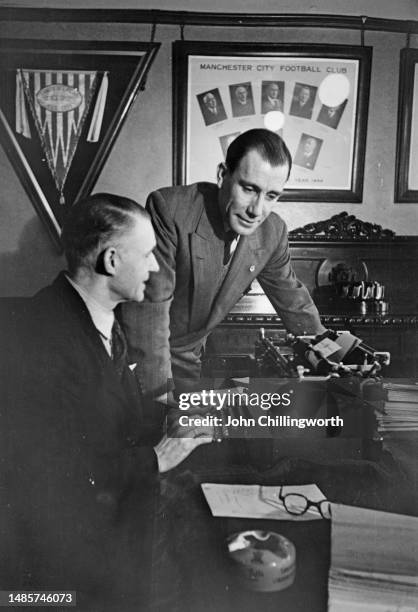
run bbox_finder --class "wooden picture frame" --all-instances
[0,38,160,247]
[395,48,418,203]
[173,41,372,203]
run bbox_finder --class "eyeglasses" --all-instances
[260,486,331,520]
[278,487,331,519]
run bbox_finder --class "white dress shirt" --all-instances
[66,275,114,356]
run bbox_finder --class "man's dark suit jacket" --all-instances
[294,151,317,170]
[119,182,323,399]
[317,102,345,129]
[289,99,314,119]
[0,274,159,611]
[231,99,255,117]
[201,104,227,126]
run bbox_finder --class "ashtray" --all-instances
[227,530,296,592]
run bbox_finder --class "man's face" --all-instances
[204,93,216,111]
[217,149,289,236]
[267,83,279,99]
[304,138,316,156]
[299,87,310,105]
[235,86,248,105]
[110,216,159,303]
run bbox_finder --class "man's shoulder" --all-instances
[150,182,217,204]
[262,210,287,236]
[147,182,218,225]
[3,275,78,365]
[11,276,62,325]
[24,274,89,339]
[31,273,72,312]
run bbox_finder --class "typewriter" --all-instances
[254,328,390,380]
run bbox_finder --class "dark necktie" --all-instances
[111,319,127,378]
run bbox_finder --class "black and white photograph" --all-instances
[289,82,317,119]
[293,133,323,170]
[197,88,227,126]
[317,99,348,129]
[229,81,256,117]
[1,5,418,612]
[176,43,370,201]
[261,80,285,113]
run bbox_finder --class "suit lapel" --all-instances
[206,228,267,330]
[189,194,225,331]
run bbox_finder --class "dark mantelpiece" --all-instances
[289,211,396,241]
[287,214,418,311]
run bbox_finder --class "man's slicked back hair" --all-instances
[225,128,292,180]
[61,192,148,274]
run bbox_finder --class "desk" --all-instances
[153,428,417,612]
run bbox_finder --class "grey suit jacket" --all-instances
[119,182,323,398]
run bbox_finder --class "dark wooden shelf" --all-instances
[0,8,417,34]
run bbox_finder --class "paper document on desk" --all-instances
[329,504,418,611]
[201,483,326,521]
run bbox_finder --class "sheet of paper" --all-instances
[314,337,342,359]
[201,483,326,521]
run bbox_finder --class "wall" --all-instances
[1,1,418,295]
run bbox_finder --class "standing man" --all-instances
[120,129,325,399]
[0,193,211,611]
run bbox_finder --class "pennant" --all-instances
[16,69,108,203]
[1,39,160,246]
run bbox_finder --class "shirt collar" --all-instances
[66,275,114,341]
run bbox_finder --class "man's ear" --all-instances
[217,162,228,188]
[102,246,118,276]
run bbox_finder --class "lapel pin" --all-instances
[249,265,256,272]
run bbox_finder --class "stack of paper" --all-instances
[328,504,418,611]
[377,383,418,432]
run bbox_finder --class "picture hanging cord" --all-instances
[406,31,410,48]
[360,16,367,46]
[180,24,185,41]
[150,21,157,43]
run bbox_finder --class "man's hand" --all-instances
[154,420,213,473]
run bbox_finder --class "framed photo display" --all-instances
[0,39,160,247]
[395,48,418,202]
[173,42,372,203]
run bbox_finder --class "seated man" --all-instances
[119,129,325,399]
[0,194,211,611]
